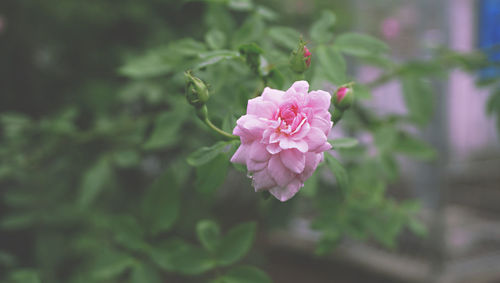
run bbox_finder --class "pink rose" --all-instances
[304,46,312,67]
[231,81,333,201]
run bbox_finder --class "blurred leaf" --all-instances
[268,26,301,50]
[394,133,435,161]
[379,153,399,181]
[324,154,348,190]
[265,68,285,89]
[214,265,272,283]
[9,269,41,283]
[206,29,227,50]
[92,251,135,280]
[78,157,113,207]
[402,76,435,126]
[187,141,230,166]
[330,137,358,149]
[112,150,140,168]
[374,125,398,152]
[143,111,183,150]
[217,222,256,266]
[310,11,336,44]
[335,33,389,57]
[119,52,173,79]
[141,170,180,235]
[232,14,265,48]
[130,263,162,283]
[196,219,221,252]
[0,250,16,267]
[222,114,237,133]
[194,50,240,69]
[302,168,319,197]
[196,154,230,194]
[313,45,346,85]
[151,238,215,275]
[0,213,37,230]
[353,83,372,99]
[228,0,254,11]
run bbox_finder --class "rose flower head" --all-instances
[231,81,333,201]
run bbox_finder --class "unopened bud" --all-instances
[333,86,354,111]
[290,40,311,73]
[185,71,210,108]
[304,46,312,67]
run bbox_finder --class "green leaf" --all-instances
[78,157,113,207]
[119,52,172,79]
[232,14,265,48]
[9,269,41,283]
[151,238,215,275]
[143,111,183,150]
[194,50,240,69]
[130,263,162,283]
[313,45,346,85]
[217,222,256,266]
[187,141,230,166]
[394,134,435,161]
[266,68,285,89]
[92,251,135,280]
[205,29,227,50]
[196,219,221,252]
[215,265,272,283]
[141,170,180,235]
[268,26,301,50]
[324,154,348,190]
[330,138,358,149]
[335,33,389,57]
[401,76,435,126]
[310,11,336,44]
[195,154,229,194]
[353,83,372,99]
[228,0,254,11]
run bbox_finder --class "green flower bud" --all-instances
[185,71,210,108]
[332,85,354,111]
[290,40,311,74]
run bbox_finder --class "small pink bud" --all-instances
[336,87,348,103]
[304,46,312,67]
[333,86,354,111]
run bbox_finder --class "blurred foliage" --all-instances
[0,0,498,282]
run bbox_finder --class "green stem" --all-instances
[204,118,238,140]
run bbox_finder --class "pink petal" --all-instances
[299,152,323,182]
[268,155,296,187]
[262,87,285,105]
[247,159,267,172]
[280,149,306,174]
[269,179,303,202]
[266,143,282,154]
[279,137,308,153]
[247,97,277,119]
[249,142,270,162]
[307,90,331,110]
[230,144,250,164]
[252,169,276,191]
[304,127,327,152]
[310,116,333,135]
[288,80,309,94]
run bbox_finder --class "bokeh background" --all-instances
[1,0,500,282]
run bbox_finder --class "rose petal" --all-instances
[269,179,303,202]
[307,90,331,111]
[262,87,285,105]
[249,142,270,162]
[247,97,277,119]
[279,137,308,153]
[266,143,282,154]
[230,144,250,164]
[299,152,323,182]
[252,169,276,191]
[280,149,305,174]
[304,127,327,152]
[268,155,296,187]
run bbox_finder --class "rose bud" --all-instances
[185,70,210,108]
[290,40,311,73]
[304,46,312,67]
[332,86,354,111]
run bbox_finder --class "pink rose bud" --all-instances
[304,46,312,67]
[290,40,311,73]
[333,85,353,111]
[231,81,333,201]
